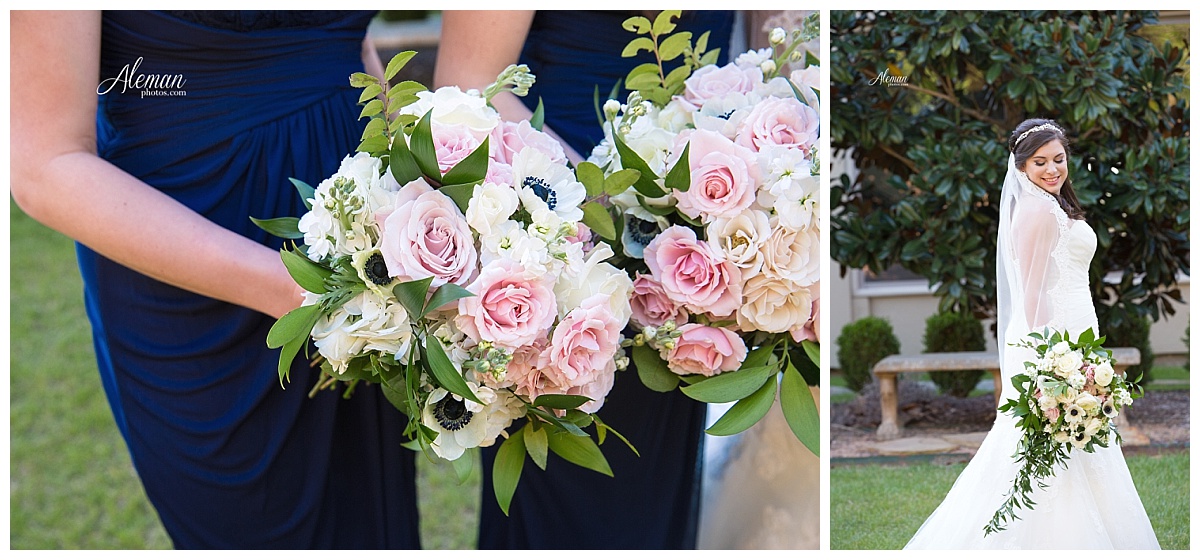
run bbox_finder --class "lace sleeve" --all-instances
[1011,194,1068,330]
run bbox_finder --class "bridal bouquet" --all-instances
[984,327,1141,535]
[253,52,639,514]
[585,11,821,455]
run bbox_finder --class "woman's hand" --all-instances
[11,11,305,319]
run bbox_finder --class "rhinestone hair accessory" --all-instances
[1013,123,1064,149]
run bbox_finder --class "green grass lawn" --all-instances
[9,201,479,549]
[830,451,1190,549]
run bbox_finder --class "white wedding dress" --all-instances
[905,163,1160,549]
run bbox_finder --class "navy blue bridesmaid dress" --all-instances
[84,11,420,549]
[476,10,735,549]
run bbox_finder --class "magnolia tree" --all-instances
[831,10,1189,337]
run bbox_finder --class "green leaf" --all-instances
[663,64,691,91]
[663,142,691,192]
[437,182,476,214]
[493,428,526,515]
[530,98,545,131]
[423,283,474,316]
[266,304,322,349]
[611,124,665,197]
[626,62,661,79]
[802,340,820,367]
[450,449,474,484]
[356,135,389,155]
[250,216,303,240]
[358,83,383,103]
[410,110,442,182]
[289,178,316,210]
[780,362,820,456]
[658,32,692,61]
[603,168,641,196]
[593,415,639,456]
[388,80,427,101]
[384,51,417,82]
[547,432,612,477]
[442,137,490,186]
[424,336,481,404]
[349,72,379,88]
[575,161,606,198]
[625,72,662,90]
[622,37,656,57]
[532,394,593,410]
[742,341,779,369]
[380,373,410,413]
[651,10,680,36]
[705,376,777,437]
[393,277,433,320]
[280,248,333,294]
[359,99,384,119]
[525,423,549,470]
[389,135,423,186]
[632,343,679,392]
[680,365,777,403]
[581,202,617,240]
[621,15,652,34]
[361,117,386,141]
[529,408,587,437]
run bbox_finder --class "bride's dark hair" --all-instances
[1008,118,1086,220]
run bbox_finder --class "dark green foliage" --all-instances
[831,11,1189,339]
[1103,313,1155,384]
[922,312,988,397]
[836,317,901,393]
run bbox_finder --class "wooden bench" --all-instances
[871,348,1141,440]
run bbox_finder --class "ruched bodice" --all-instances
[83,11,420,548]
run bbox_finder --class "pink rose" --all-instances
[644,226,742,317]
[1044,406,1061,422]
[500,341,561,399]
[489,121,567,166]
[735,97,820,156]
[680,63,763,111]
[484,160,514,187]
[630,273,687,329]
[538,294,622,413]
[666,323,747,377]
[457,259,557,350]
[380,184,477,287]
[673,129,760,223]
[791,295,820,344]
[432,122,484,174]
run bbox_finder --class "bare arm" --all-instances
[434,10,583,164]
[10,11,304,319]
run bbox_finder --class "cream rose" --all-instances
[760,220,820,286]
[736,275,814,335]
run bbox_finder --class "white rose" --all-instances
[554,244,634,324]
[706,209,772,277]
[736,275,814,335]
[466,181,520,237]
[789,66,821,109]
[759,218,820,286]
[1054,430,1071,444]
[1083,417,1103,437]
[1093,361,1115,387]
[311,308,365,374]
[655,98,693,133]
[1055,351,1084,377]
[342,290,414,360]
[1037,395,1058,411]
[1075,393,1101,414]
[401,86,499,138]
[1051,341,1072,356]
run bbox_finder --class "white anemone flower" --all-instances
[512,147,586,222]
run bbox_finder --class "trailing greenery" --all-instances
[831,11,1189,342]
[836,317,901,393]
[922,312,987,397]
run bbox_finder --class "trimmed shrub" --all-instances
[837,317,901,393]
[922,312,987,398]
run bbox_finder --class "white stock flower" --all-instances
[735,48,775,70]
[1066,371,1087,390]
[299,153,392,260]
[466,181,520,237]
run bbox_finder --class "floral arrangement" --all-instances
[984,327,1141,535]
[584,11,821,455]
[253,52,640,514]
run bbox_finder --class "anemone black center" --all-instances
[365,253,392,286]
[434,397,473,431]
[629,217,660,245]
[524,176,557,210]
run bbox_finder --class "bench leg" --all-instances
[991,369,1003,408]
[877,373,900,440]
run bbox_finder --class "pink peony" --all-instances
[538,294,622,413]
[666,323,748,377]
[735,96,820,155]
[489,121,567,166]
[644,225,742,317]
[380,183,477,287]
[457,259,557,350]
[432,122,483,174]
[630,273,688,329]
[680,63,763,110]
[673,129,760,223]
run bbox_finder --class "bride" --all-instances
[905,119,1160,549]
